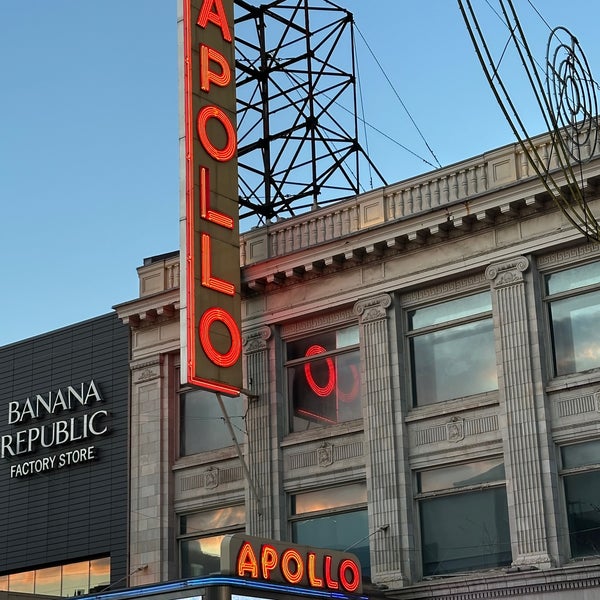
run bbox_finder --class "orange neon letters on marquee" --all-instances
[231,538,362,594]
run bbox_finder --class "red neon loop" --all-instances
[304,345,335,397]
[199,307,241,368]
[197,105,237,162]
[339,559,360,593]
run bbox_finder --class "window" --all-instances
[286,325,361,432]
[179,506,245,577]
[407,291,497,406]
[417,459,511,576]
[545,261,600,376]
[290,483,370,576]
[180,388,245,455]
[0,557,110,597]
[561,439,600,557]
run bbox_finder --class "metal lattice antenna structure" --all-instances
[234,0,386,225]
[458,0,600,241]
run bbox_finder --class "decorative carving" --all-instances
[133,359,161,383]
[354,294,392,323]
[242,326,272,354]
[446,417,465,442]
[281,309,355,337]
[317,442,334,467]
[485,256,529,287]
[402,274,487,305]
[204,467,219,489]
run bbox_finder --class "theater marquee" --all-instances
[180,0,242,395]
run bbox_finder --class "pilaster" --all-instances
[486,257,552,569]
[354,294,405,588]
[242,325,273,537]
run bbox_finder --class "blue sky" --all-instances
[1,1,599,346]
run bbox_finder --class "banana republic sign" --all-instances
[1,380,109,478]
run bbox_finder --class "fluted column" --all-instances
[242,325,273,537]
[486,257,552,568]
[354,294,405,588]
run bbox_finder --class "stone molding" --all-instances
[485,256,529,287]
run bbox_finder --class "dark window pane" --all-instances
[287,326,358,361]
[290,349,361,431]
[181,535,224,577]
[549,290,600,376]
[292,510,370,577]
[562,439,600,469]
[411,319,497,405]
[420,487,511,576]
[180,389,244,455]
[564,471,600,557]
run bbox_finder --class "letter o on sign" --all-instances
[197,105,237,162]
[339,559,360,593]
[280,549,304,584]
[199,308,241,367]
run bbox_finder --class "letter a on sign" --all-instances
[179,0,242,395]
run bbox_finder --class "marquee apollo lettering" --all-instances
[222,535,362,594]
[1,380,109,460]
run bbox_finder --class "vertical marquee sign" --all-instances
[180,0,242,394]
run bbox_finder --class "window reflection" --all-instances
[9,571,34,594]
[180,389,244,455]
[3,558,110,597]
[35,566,62,596]
[291,483,370,577]
[90,557,111,593]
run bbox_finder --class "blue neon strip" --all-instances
[78,576,367,600]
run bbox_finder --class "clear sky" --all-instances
[1,1,598,347]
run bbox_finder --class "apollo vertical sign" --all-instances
[180,0,242,395]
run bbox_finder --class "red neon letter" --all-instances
[339,559,360,593]
[324,555,339,590]
[304,345,335,397]
[260,544,279,580]
[199,307,242,368]
[196,0,232,41]
[307,552,324,588]
[201,233,235,295]
[280,549,304,584]
[199,166,234,229]
[197,105,237,162]
[200,44,231,92]
[237,542,259,578]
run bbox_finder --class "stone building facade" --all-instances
[116,130,600,599]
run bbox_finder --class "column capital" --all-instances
[354,293,392,323]
[485,256,529,287]
[242,326,272,354]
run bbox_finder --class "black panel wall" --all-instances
[0,313,129,589]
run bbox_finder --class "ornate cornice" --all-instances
[242,326,272,354]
